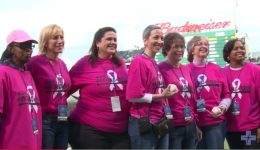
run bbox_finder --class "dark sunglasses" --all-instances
[10,43,35,50]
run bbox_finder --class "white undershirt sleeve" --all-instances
[128,93,153,103]
[218,98,232,111]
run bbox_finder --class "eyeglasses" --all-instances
[194,43,208,47]
[10,43,35,50]
[232,46,245,51]
[171,45,186,50]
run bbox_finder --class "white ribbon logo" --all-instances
[27,85,38,113]
[231,79,242,99]
[197,74,210,93]
[53,74,65,99]
[158,72,164,94]
[179,77,191,98]
[107,70,123,91]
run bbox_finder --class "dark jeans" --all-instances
[42,119,68,149]
[128,115,169,149]
[222,121,226,142]
[226,128,260,149]
[169,120,197,149]
[196,121,224,149]
[68,118,131,149]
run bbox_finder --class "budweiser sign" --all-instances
[155,21,231,35]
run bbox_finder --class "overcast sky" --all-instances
[1,0,259,66]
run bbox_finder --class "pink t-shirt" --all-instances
[223,62,260,132]
[126,54,166,122]
[158,62,197,126]
[187,62,230,126]
[68,56,130,133]
[0,65,42,149]
[26,55,71,115]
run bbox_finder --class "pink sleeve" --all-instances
[67,57,87,96]
[0,83,4,113]
[254,65,260,102]
[219,68,231,99]
[120,58,128,72]
[188,68,199,120]
[25,60,34,73]
[126,59,147,100]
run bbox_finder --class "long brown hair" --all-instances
[88,27,122,67]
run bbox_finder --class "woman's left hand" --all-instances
[196,126,203,141]
[257,128,260,143]
[213,106,226,118]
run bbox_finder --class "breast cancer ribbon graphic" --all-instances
[231,79,242,99]
[197,74,210,93]
[107,70,123,91]
[27,85,38,113]
[158,72,164,94]
[53,74,65,99]
[179,77,191,98]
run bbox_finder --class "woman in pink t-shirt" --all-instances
[0,30,42,149]
[222,39,260,149]
[126,25,178,149]
[158,32,202,149]
[186,36,231,149]
[26,24,71,149]
[67,27,131,149]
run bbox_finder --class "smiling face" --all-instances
[143,29,164,54]
[46,29,64,54]
[229,41,245,63]
[96,31,117,58]
[166,39,185,63]
[192,37,209,61]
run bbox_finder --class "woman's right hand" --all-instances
[160,84,178,98]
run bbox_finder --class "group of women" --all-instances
[0,24,259,149]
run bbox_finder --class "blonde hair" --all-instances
[38,24,64,55]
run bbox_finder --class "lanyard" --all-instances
[13,63,35,118]
[229,65,243,102]
[143,53,167,105]
[192,62,207,99]
[98,58,116,96]
[166,60,189,105]
[45,56,64,105]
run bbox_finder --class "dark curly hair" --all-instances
[162,32,185,57]
[223,39,240,63]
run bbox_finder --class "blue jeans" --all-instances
[169,120,197,149]
[42,119,68,149]
[196,121,224,149]
[128,115,169,149]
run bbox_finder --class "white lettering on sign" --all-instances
[216,32,225,36]
[209,41,217,44]
[209,45,215,47]
[210,48,216,51]
[209,52,217,54]
[207,58,215,61]
[209,55,220,58]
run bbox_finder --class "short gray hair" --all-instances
[142,25,161,39]
[186,36,209,62]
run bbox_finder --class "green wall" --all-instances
[155,29,236,68]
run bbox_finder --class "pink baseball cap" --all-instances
[6,30,38,46]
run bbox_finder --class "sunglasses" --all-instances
[10,43,35,50]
